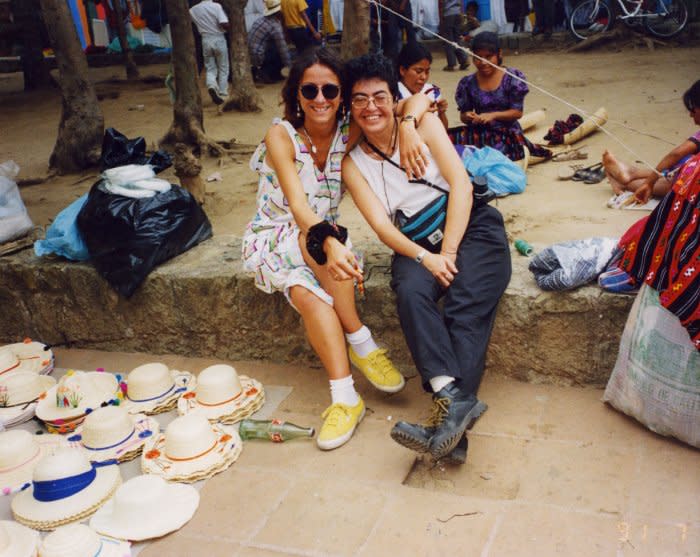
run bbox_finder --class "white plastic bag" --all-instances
[604,285,700,448]
[0,160,33,244]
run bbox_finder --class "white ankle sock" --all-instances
[330,375,360,406]
[429,375,455,393]
[345,325,379,358]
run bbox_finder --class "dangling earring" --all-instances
[296,102,303,119]
[339,104,346,120]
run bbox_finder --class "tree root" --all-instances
[221,93,262,113]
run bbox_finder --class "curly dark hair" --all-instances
[342,53,400,113]
[396,41,432,72]
[281,47,344,129]
[682,79,700,112]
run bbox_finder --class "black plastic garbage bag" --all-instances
[77,181,212,298]
[100,128,172,173]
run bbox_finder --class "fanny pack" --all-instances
[365,141,494,253]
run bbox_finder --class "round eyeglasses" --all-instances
[300,83,340,101]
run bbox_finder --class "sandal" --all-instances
[571,162,603,181]
[583,165,606,184]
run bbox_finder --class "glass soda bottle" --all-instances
[238,418,315,442]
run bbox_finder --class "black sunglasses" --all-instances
[300,83,340,101]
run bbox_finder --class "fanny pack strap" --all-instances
[363,140,450,195]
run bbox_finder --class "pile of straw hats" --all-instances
[0,520,40,557]
[35,371,120,434]
[177,364,264,424]
[122,363,194,415]
[68,405,159,464]
[0,340,54,377]
[0,430,74,497]
[90,474,199,541]
[39,524,131,557]
[0,372,56,428]
[11,450,121,531]
[141,413,241,483]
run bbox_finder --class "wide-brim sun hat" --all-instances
[141,413,241,482]
[39,524,131,557]
[122,363,194,415]
[68,405,159,463]
[0,339,54,377]
[177,364,264,423]
[90,474,199,541]
[263,0,281,16]
[0,430,75,497]
[0,520,40,557]
[11,449,121,530]
[35,371,119,424]
[0,372,56,428]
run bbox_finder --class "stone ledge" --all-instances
[0,235,633,386]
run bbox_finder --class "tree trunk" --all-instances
[112,0,140,79]
[219,0,261,112]
[39,0,104,173]
[340,0,370,59]
[11,0,53,90]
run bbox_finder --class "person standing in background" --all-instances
[439,0,469,72]
[532,0,554,39]
[189,0,229,105]
[281,0,321,53]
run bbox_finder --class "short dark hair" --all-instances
[342,53,400,113]
[466,1,479,11]
[682,79,700,112]
[281,47,344,128]
[396,41,432,71]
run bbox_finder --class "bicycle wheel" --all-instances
[643,0,688,38]
[569,0,614,41]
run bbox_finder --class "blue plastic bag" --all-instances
[34,194,90,261]
[461,146,527,196]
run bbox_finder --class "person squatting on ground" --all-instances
[397,42,449,130]
[280,0,322,54]
[341,53,512,462]
[439,0,470,72]
[242,48,431,451]
[603,79,700,204]
[189,0,230,105]
[247,0,292,84]
[448,31,551,162]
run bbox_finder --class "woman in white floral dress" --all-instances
[242,48,429,450]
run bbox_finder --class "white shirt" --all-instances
[398,81,443,102]
[349,143,450,218]
[190,0,229,36]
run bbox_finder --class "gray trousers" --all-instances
[440,13,468,68]
[201,33,229,96]
[390,205,511,395]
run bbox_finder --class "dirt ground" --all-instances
[1,46,699,247]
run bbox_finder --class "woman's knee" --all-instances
[289,286,323,314]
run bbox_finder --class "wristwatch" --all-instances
[415,249,427,264]
[400,114,417,127]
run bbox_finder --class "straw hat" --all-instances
[90,474,199,541]
[0,340,54,377]
[35,372,119,424]
[0,520,39,557]
[68,406,159,464]
[141,413,241,482]
[177,364,264,423]
[264,0,281,16]
[11,450,121,530]
[0,373,56,428]
[122,363,194,415]
[39,524,131,557]
[0,431,77,497]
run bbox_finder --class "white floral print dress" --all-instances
[242,119,350,308]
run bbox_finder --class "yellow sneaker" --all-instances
[317,398,366,451]
[349,347,406,393]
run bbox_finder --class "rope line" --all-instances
[365,0,666,174]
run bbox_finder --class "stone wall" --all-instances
[0,236,634,386]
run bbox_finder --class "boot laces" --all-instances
[426,396,450,427]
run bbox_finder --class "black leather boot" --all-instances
[428,383,484,460]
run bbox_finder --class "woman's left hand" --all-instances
[435,98,448,115]
[398,120,428,180]
[325,238,363,282]
[474,112,496,125]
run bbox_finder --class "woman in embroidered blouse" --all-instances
[242,48,429,451]
[449,31,550,162]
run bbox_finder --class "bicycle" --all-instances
[569,0,689,40]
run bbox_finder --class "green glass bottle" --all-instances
[238,419,315,442]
